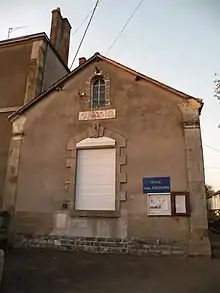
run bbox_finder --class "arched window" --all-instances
[91,78,106,108]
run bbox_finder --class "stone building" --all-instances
[0,8,71,207]
[2,50,211,256]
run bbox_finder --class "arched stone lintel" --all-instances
[65,124,127,213]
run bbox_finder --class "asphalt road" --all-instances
[1,248,220,293]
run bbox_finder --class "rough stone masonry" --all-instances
[14,235,186,256]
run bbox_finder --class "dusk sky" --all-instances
[0,0,220,190]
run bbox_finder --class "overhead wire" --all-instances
[69,0,220,158]
[205,166,220,170]
[105,0,145,55]
[204,144,220,170]
[70,0,101,70]
[72,0,103,37]
[204,144,220,154]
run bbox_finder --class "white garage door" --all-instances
[75,148,116,210]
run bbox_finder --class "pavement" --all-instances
[1,248,220,293]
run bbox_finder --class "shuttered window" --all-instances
[75,138,116,211]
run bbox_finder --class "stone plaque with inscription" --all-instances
[78,109,116,121]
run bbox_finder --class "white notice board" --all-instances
[147,193,171,216]
[175,194,187,214]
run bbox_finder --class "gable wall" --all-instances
[0,41,33,209]
[0,37,69,210]
[3,59,209,255]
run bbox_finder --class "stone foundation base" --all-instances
[14,234,187,256]
[189,239,211,257]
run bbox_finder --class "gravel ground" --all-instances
[1,248,220,293]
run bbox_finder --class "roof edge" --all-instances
[0,32,70,73]
[9,53,98,121]
[100,54,203,105]
[0,32,46,46]
[9,52,203,121]
[214,190,220,196]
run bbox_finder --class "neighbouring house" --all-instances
[207,190,220,229]
[207,190,220,211]
[0,7,71,207]
[2,47,211,256]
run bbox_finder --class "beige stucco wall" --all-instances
[0,42,32,108]
[0,41,32,208]
[0,113,12,208]
[24,39,69,104]
[3,59,209,254]
[0,36,68,209]
[41,45,68,92]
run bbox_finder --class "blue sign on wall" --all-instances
[143,177,170,194]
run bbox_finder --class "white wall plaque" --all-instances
[147,193,171,216]
[78,109,116,121]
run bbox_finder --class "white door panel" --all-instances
[75,148,116,210]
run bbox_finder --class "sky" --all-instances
[0,0,220,190]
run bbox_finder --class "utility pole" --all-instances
[7,26,27,39]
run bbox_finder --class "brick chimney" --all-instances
[79,57,87,66]
[50,7,71,66]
